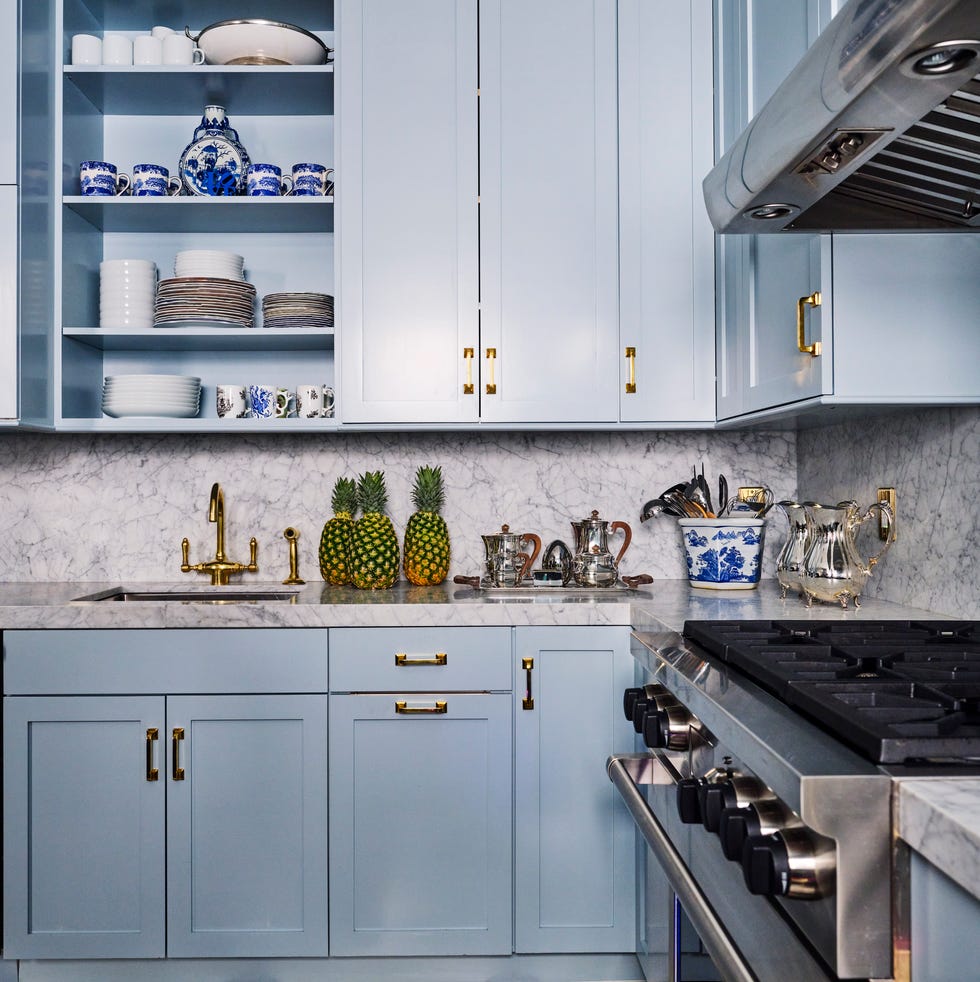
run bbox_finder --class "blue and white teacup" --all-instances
[246,163,292,197]
[79,160,130,196]
[289,163,334,197]
[247,384,275,419]
[132,163,181,197]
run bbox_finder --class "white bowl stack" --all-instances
[102,374,201,418]
[100,259,157,329]
[174,249,245,281]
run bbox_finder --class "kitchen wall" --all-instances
[797,406,980,619]
[0,429,795,585]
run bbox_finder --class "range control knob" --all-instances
[623,687,643,721]
[702,776,774,833]
[741,828,835,900]
[644,702,696,751]
[676,778,703,824]
[627,684,669,732]
[719,799,800,861]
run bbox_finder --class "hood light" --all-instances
[903,40,980,77]
[744,204,798,221]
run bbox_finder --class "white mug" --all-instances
[133,35,163,66]
[102,34,133,66]
[162,33,205,66]
[216,385,248,419]
[150,26,175,40]
[295,384,321,419]
[321,385,335,418]
[70,34,102,66]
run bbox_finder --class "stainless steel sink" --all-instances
[72,587,301,604]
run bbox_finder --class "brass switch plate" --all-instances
[877,487,897,542]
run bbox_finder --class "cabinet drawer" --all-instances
[329,627,512,691]
[3,630,328,694]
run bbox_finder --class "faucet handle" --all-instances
[247,537,258,572]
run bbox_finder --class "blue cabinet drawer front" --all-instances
[329,627,512,692]
[3,630,328,694]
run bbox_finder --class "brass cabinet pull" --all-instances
[395,652,448,666]
[796,291,822,357]
[395,700,448,715]
[485,347,497,394]
[522,657,534,710]
[625,346,637,394]
[171,727,185,781]
[463,347,475,395]
[145,727,159,782]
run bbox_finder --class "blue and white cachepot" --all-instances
[678,517,766,590]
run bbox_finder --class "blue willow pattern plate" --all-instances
[180,137,248,196]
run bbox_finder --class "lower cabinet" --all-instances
[514,626,636,953]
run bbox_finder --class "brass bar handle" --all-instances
[171,727,185,781]
[796,291,822,357]
[395,652,448,666]
[395,700,448,715]
[522,657,534,710]
[625,346,637,394]
[145,727,159,782]
[485,347,497,395]
[463,346,475,395]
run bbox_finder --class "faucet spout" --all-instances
[208,482,227,562]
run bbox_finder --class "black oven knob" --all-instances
[631,696,650,732]
[676,779,703,824]
[623,687,642,720]
[719,799,800,862]
[700,784,728,832]
[702,776,772,833]
[741,828,834,900]
[643,703,694,751]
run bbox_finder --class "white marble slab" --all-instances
[899,780,980,899]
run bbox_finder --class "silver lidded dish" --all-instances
[185,19,333,66]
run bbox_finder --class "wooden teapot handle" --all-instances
[452,575,482,589]
[610,521,632,565]
[521,533,542,571]
[621,573,653,589]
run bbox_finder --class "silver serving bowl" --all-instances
[185,19,332,66]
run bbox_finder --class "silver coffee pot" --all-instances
[481,524,542,587]
[570,510,632,587]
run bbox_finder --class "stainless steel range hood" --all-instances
[704,0,980,233]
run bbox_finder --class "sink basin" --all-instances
[72,587,301,604]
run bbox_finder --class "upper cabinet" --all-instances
[49,0,337,432]
[0,0,18,422]
[340,0,714,426]
[715,0,980,422]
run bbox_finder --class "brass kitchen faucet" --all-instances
[180,482,259,585]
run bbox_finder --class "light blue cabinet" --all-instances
[618,0,715,424]
[0,0,17,421]
[514,626,635,953]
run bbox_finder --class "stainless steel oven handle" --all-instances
[607,754,757,982]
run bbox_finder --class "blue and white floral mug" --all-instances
[678,517,765,590]
[79,160,130,196]
[247,384,275,419]
[132,163,181,197]
[246,163,293,197]
[289,163,334,197]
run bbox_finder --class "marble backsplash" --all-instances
[0,430,796,586]
[797,406,980,619]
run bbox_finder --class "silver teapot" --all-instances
[774,500,811,598]
[799,500,894,609]
[570,510,632,587]
[481,524,542,587]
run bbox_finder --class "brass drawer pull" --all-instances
[145,727,159,782]
[485,347,497,395]
[522,657,534,710]
[395,700,448,715]
[172,727,185,781]
[796,291,822,357]
[395,652,448,666]
[463,347,475,394]
[625,346,636,394]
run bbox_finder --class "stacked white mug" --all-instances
[99,259,157,329]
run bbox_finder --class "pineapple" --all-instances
[403,465,451,585]
[350,471,400,589]
[319,477,358,584]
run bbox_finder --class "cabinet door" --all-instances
[514,626,635,953]
[166,695,329,957]
[0,0,14,185]
[329,692,512,955]
[479,0,619,423]
[0,185,17,419]
[714,0,832,420]
[338,0,479,423]
[618,0,715,423]
[3,696,166,958]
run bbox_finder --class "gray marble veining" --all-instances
[797,406,980,618]
[0,430,795,585]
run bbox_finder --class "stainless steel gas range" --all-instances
[609,619,980,982]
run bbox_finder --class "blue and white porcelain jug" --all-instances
[178,105,250,196]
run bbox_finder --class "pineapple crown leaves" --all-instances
[411,464,446,514]
[331,476,359,517]
[356,470,390,516]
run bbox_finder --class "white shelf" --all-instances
[64,326,335,352]
[57,416,341,433]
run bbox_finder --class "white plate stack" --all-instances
[262,292,334,328]
[102,374,201,418]
[100,259,157,329]
[174,249,245,281]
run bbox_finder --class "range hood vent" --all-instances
[704,0,980,233]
